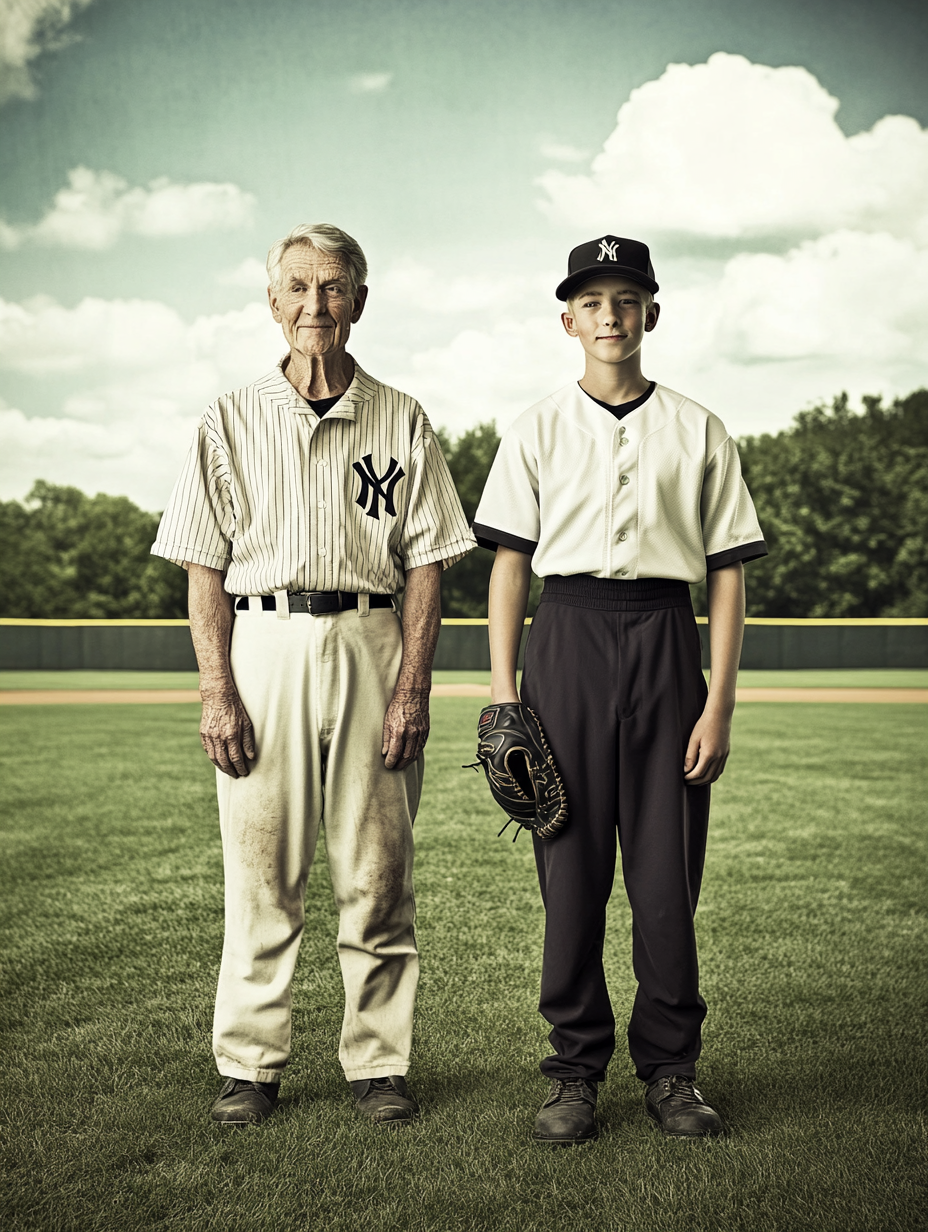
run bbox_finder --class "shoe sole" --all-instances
[211,1104,277,1126]
[646,1107,723,1137]
[211,1115,272,1125]
[532,1130,597,1146]
[356,1106,419,1125]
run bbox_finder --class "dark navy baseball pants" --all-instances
[520,575,711,1086]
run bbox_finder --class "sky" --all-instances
[1,0,927,510]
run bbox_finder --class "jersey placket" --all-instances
[300,416,331,592]
[315,433,333,592]
[612,419,637,578]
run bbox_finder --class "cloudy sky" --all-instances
[1,0,926,509]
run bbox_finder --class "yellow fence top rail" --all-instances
[0,619,192,627]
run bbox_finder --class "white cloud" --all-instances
[538,139,589,163]
[0,295,189,373]
[0,218,20,247]
[349,72,392,94]
[0,294,282,382]
[0,0,95,104]
[0,400,195,505]
[636,230,928,373]
[378,261,551,315]
[216,257,269,289]
[713,231,928,364]
[385,315,577,439]
[0,295,284,506]
[1,167,255,250]
[538,52,928,244]
[1,402,123,461]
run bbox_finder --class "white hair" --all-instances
[266,223,368,293]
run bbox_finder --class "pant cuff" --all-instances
[343,1061,410,1082]
[217,1062,285,1084]
[640,1066,697,1085]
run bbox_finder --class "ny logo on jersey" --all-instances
[597,238,620,262]
[353,454,406,520]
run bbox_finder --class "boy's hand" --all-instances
[683,708,732,785]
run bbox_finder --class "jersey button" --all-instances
[318,548,327,557]
[618,568,629,576]
[318,500,327,509]
[619,474,630,485]
[317,459,328,467]
[618,531,628,542]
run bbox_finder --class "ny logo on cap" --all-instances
[353,454,405,520]
[597,238,620,262]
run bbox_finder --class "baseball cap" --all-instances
[556,235,658,301]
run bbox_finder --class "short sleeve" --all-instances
[150,417,235,570]
[701,436,768,570]
[398,411,476,570]
[473,427,540,554]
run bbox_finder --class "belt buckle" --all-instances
[307,591,340,616]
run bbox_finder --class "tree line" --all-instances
[1,388,925,620]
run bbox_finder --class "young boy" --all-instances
[473,236,767,1144]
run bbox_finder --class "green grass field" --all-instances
[1,699,926,1231]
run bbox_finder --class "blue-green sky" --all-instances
[1,0,926,506]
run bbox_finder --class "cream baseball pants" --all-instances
[212,603,423,1085]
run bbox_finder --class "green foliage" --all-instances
[0,481,187,618]
[436,422,498,618]
[740,389,928,616]
[437,423,543,617]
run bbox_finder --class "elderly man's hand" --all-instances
[200,687,256,778]
[382,685,430,770]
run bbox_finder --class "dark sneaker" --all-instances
[210,1077,280,1125]
[533,1078,599,1145]
[349,1075,419,1124]
[645,1075,724,1137]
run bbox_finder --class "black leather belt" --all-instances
[235,592,394,616]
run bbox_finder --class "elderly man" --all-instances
[152,223,474,1126]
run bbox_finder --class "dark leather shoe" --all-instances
[349,1075,419,1124]
[645,1074,723,1137]
[210,1078,279,1125]
[533,1078,598,1144]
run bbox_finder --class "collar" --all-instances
[548,380,674,439]
[580,380,656,417]
[261,355,379,420]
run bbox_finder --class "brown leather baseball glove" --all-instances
[470,702,568,840]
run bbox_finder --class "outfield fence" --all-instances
[1,616,926,671]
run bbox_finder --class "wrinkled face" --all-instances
[268,243,367,358]
[562,277,659,364]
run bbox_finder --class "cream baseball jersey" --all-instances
[152,361,475,594]
[473,382,766,581]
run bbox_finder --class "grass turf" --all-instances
[2,668,927,690]
[0,701,926,1231]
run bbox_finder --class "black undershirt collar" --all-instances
[581,380,656,420]
[307,393,343,416]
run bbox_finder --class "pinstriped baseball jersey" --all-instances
[152,360,475,595]
[473,381,766,582]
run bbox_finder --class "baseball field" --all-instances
[1,677,926,1232]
